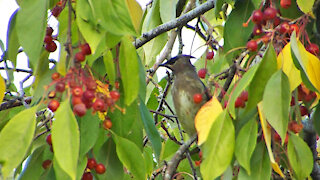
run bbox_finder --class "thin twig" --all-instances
[0,97,32,111]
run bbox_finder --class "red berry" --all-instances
[55,82,65,92]
[193,93,203,104]
[110,91,120,101]
[115,81,120,89]
[95,163,106,174]
[45,41,57,52]
[273,17,281,27]
[239,91,248,102]
[73,103,87,117]
[246,40,258,52]
[72,96,82,106]
[253,24,263,36]
[280,0,291,9]
[51,72,60,81]
[82,172,93,180]
[103,118,112,130]
[274,132,281,142]
[195,160,201,167]
[72,87,83,97]
[235,97,245,108]
[300,106,308,116]
[81,43,92,55]
[83,90,95,101]
[289,24,299,34]
[279,22,290,34]
[46,134,52,145]
[46,27,54,36]
[93,98,105,111]
[105,98,115,107]
[306,43,319,55]
[44,35,53,44]
[288,121,303,133]
[75,52,86,62]
[86,79,97,91]
[206,51,214,60]
[252,10,263,24]
[263,7,277,20]
[87,158,97,170]
[42,160,52,169]
[199,151,203,159]
[48,99,60,112]
[197,68,206,79]
[290,96,295,106]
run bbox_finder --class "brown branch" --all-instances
[164,134,198,180]
[134,0,215,49]
[0,67,33,74]
[0,97,32,111]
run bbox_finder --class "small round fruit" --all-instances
[51,72,60,81]
[95,163,106,174]
[46,27,54,36]
[75,52,85,62]
[252,10,263,24]
[103,118,113,130]
[235,97,245,108]
[253,24,263,36]
[48,99,60,112]
[110,90,120,101]
[42,159,52,169]
[273,17,281,27]
[93,98,105,111]
[55,82,65,92]
[239,91,248,102]
[288,121,303,133]
[290,96,295,106]
[105,98,114,107]
[246,40,258,52]
[48,91,56,99]
[86,79,97,91]
[199,151,203,159]
[195,160,201,167]
[81,43,92,55]
[306,43,319,55]
[73,103,87,117]
[82,172,93,180]
[300,106,308,116]
[193,93,203,104]
[72,87,83,97]
[87,158,97,169]
[46,134,52,145]
[83,90,95,101]
[45,41,57,52]
[289,24,299,34]
[206,51,214,60]
[197,68,206,79]
[279,22,290,34]
[72,96,82,106]
[263,7,277,20]
[280,0,291,9]
[44,35,53,44]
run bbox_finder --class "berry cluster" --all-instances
[44,27,57,53]
[47,67,121,119]
[195,151,203,167]
[197,51,214,79]
[234,91,248,108]
[75,43,92,63]
[81,158,106,180]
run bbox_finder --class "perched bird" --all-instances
[160,55,210,136]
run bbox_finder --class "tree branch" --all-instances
[134,0,215,49]
[0,97,32,111]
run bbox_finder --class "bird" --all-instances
[160,55,210,136]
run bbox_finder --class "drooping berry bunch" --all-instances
[44,27,57,53]
[75,43,92,63]
[47,67,121,121]
[81,157,106,180]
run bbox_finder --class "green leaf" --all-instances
[104,50,116,85]
[76,156,87,180]
[262,70,290,143]
[201,110,235,180]
[7,10,19,66]
[16,0,47,66]
[235,118,258,175]
[138,57,147,102]
[119,36,140,106]
[53,156,71,180]
[33,50,49,89]
[52,100,80,180]
[287,133,313,180]
[160,139,179,161]
[78,109,100,158]
[313,101,320,135]
[252,0,263,9]
[229,64,259,118]
[223,0,254,59]
[113,135,147,180]
[143,147,154,175]
[139,98,162,159]
[295,0,313,15]
[160,0,177,23]
[142,0,167,66]
[18,146,45,180]
[0,106,38,179]
[246,44,278,112]
[238,142,271,180]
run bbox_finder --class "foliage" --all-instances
[0,0,320,179]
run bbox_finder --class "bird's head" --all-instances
[159,55,195,74]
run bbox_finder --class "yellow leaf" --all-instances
[296,40,320,92]
[257,103,285,178]
[0,75,5,104]
[126,0,143,34]
[195,96,223,145]
[277,42,301,91]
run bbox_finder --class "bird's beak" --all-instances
[159,62,171,69]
